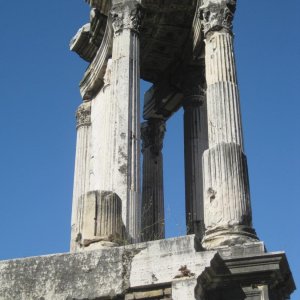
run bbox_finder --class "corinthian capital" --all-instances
[182,65,206,109]
[200,0,236,36]
[111,2,143,36]
[141,119,166,155]
[76,102,91,128]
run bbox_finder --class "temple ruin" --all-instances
[0,0,296,299]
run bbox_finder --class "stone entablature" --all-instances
[71,0,198,101]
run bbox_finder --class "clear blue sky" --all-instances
[0,1,299,298]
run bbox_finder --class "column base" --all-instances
[202,224,259,250]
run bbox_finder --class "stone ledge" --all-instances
[0,235,214,300]
[0,236,295,300]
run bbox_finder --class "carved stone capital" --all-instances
[200,0,236,36]
[111,2,143,35]
[141,119,166,155]
[76,102,91,129]
[183,95,206,109]
[182,65,206,109]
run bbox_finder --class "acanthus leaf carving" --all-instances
[182,65,206,109]
[76,102,92,128]
[111,3,143,36]
[141,119,166,155]
[200,0,236,36]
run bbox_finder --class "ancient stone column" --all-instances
[70,102,92,252]
[141,119,166,242]
[182,66,208,239]
[200,0,258,249]
[77,59,124,250]
[110,1,143,242]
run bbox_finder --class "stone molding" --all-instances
[200,0,236,36]
[90,8,108,47]
[0,237,295,299]
[70,4,109,62]
[196,250,296,299]
[79,16,113,100]
[85,0,111,14]
[141,119,166,155]
[76,102,91,128]
[73,0,198,100]
[111,2,144,36]
[70,23,99,62]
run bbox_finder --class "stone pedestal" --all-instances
[200,0,258,249]
[141,119,166,241]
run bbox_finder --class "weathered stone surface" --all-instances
[182,65,208,239]
[126,286,171,299]
[110,0,142,243]
[196,244,296,300]
[86,0,111,13]
[172,278,198,300]
[71,102,92,252]
[200,0,258,249]
[72,1,144,250]
[70,23,99,62]
[202,143,257,248]
[65,1,296,298]
[129,236,215,288]
[141,119,166,242]
[79,15,113,100]
[0,236,214,300]
[72,0,199,102]
[0,248,126,300]
[0,236,294,300]
[81,190,123,247]
[201,0,236,36]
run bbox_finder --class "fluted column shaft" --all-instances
[70,102,92,252]
[182,65,208,239]
[205,32,243,148]
[76,59,124,250]
[200,0,258,249]
[110,1,143,243]
[183,96,208,239]
[141,119,166,242]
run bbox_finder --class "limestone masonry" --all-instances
[0,0,296,299]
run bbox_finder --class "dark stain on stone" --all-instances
[119,164,127,175]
